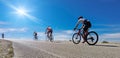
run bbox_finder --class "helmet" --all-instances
[78,16,83,19]
[47,26,51,29]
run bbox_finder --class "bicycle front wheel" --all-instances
[86,31,99,45]
[49,35,53,42]
[72,33,81,44]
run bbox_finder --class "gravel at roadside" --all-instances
[0,39,14,58]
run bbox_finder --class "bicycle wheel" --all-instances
[49,35,53,42]
[86,31,99,45]
[34,36,38,40]
[72,33,81,44]
[48,33,53,42]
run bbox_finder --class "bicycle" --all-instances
[46,32,53,42]
[34,36,38,40]
[33,32,38,40]
[72,28,99,45]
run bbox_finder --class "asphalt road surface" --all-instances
[11,40,120,58]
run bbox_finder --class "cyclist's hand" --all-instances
[73,28,76,31]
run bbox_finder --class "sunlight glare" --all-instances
[16,8,27,16]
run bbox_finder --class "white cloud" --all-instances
[54,30,73,40]
[0,28,28,33]
[99,33,120,42]
[91,23,119,36]
[36,30,74,41]
[54,35,70,41]
[37,32,46,39]
[38,32,45,36]
[62,30,74,34]
[100,33,120,39]
[92,24,120,32]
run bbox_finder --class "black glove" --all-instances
[74,28,76,31]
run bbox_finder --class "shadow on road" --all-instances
[94,44,119,47]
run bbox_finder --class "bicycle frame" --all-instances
[76,29,84,39]
[46,32,53,42]
[73,28,99,45]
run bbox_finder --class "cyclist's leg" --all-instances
[36,36,38,40]
[35,36,37,40]
[51,30,53,40]
[48,31,52,41]
[82,27,88,43]
[49,30,53,41]
[47,31,49,38]
[35,36,36,39]
[50,30,53,37]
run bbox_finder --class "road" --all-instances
[11,40,120,58]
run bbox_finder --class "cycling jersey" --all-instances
[75,18,85,28]
[75,18,91,31]
[47,27,52,32]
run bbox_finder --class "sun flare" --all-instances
[16,8,27,16]
[10,5,39,23]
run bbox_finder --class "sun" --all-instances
[16,8,27,16]
[10,5,39,23]
[17,9,26,15]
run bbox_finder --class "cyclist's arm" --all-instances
[74,21,79,28]
[81,24,84,29]
[74,19,82,29]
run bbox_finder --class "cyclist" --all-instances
[33,31,38,40]
[2,33,4,39]
[74,16,91,43]
[45,26,53,40]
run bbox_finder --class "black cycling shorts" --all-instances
[83,26,89,32]
[47,30,53,34]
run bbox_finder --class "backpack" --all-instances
[84,20,92,28]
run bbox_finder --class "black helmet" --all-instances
[78,16,83,19]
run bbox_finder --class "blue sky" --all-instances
[0,0,120,42]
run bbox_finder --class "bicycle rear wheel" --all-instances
[72,33,81,44]
[47,33,53,42]
[34,36,38,40]
[86,31,99,45]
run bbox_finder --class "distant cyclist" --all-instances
[45,26,53,41]
[2,33,4,39]
[74,16,92,43]
[33,31,38,40]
